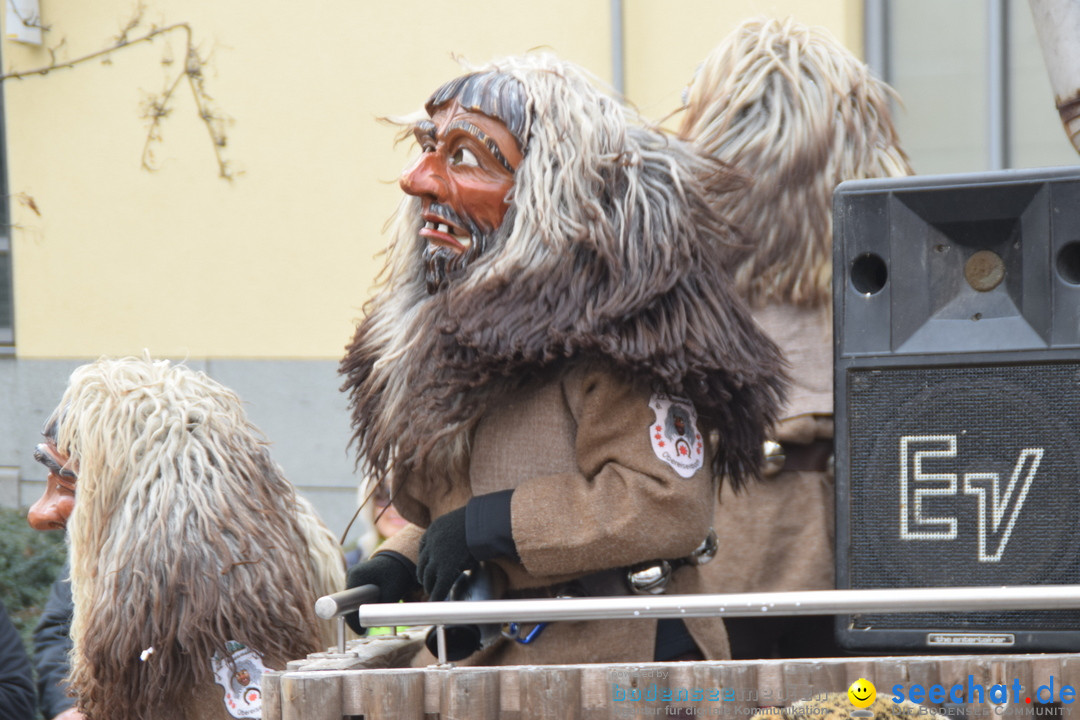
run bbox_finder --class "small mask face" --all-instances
[28,440,77,531]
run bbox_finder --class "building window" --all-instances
[866,0,1078,175]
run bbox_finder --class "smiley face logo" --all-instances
[848,678,876,709]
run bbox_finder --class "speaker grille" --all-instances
[846,361,1080,631]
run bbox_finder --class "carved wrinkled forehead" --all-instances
[42,405,63,443]
[424,70,528,151]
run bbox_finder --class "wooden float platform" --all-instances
[263,634,1080,719]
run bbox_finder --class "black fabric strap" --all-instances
[653,618,700,662]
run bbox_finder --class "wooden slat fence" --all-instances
[264,639,1080,719]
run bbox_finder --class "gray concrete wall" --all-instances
[0,357,371,549]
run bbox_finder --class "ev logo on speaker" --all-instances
[898,435,1043,562]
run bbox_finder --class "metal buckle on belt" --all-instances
[626,528,718,595]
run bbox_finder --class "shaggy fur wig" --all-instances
[341,53,786,504]
[54,356,344,720]
[678,17,913,308]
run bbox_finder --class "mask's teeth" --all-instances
[438,223,450,234]
[424,221,435,230]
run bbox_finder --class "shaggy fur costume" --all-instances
[678,17,913,308]
[341,54,786,505]
[54,357,344,720]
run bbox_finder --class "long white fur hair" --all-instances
[679,17,913,308]
[54,356,343,719]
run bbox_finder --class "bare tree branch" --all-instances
[0,8,236,180]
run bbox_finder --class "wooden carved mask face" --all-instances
[28,418,77,531]
[399,99,523,293]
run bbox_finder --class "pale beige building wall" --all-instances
[1,0,613,359]
[2,0,861,360]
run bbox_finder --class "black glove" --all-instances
[417,506,477,601]
[343,551,419,634]
[418,491,520,601]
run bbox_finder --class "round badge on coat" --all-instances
[648,393,704,478]
[211,640,267,719]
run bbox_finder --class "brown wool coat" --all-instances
[376,364,731,665]
[703,303,835,596]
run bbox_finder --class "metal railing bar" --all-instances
[342,585,1080,628]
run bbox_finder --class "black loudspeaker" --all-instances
[834,166,1080,652]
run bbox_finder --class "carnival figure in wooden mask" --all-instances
[678,17,912,658]
[341,53,786,665]
[30,356,344,720]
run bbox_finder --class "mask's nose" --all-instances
[400,153,447,201]
[27,490,71,531]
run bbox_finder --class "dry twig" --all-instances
[0,7,235,180]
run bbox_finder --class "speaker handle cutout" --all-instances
[850,253,888,295]
[1056,241,1080,285]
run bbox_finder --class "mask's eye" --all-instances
[450,147,479,167]
[34,444,77,481]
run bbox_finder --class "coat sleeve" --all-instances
[0,600,37,720]
[508,368,716,577]
[33,566,76,719]
[372,522,424,565]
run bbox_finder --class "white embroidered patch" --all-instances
[648,393,704,478]
[211,641,266,719]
